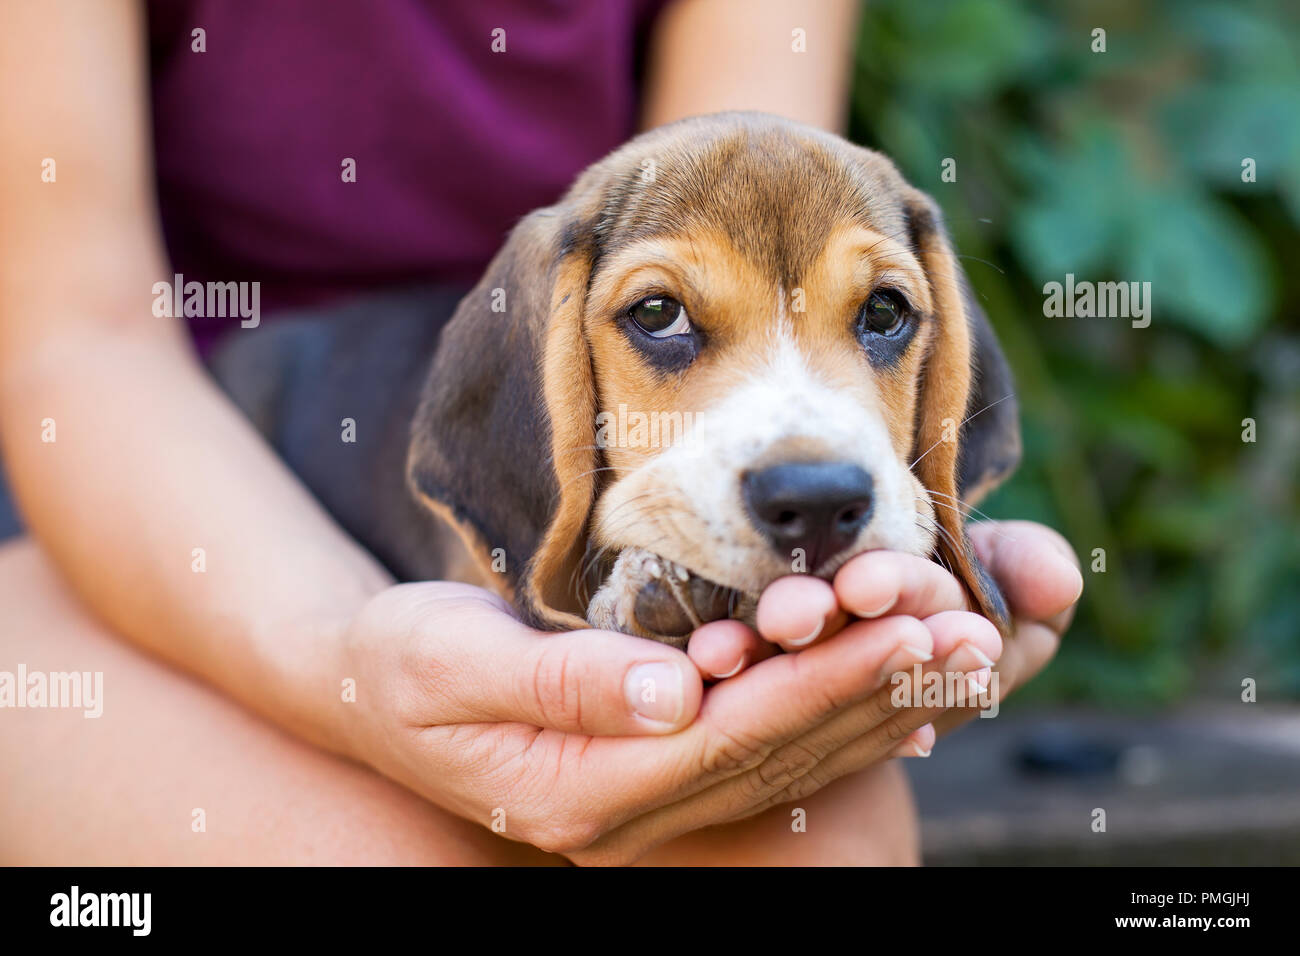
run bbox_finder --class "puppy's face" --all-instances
[587,222,939,597]
[410,114,1019,645]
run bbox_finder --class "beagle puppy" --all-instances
[213,112,1020,648]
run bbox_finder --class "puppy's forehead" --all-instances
[591,118,913,283]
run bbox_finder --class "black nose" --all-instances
[742,462,874,570]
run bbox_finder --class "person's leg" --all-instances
[633,762,921,866]
[0,536,921,866]
[0,537,559,865]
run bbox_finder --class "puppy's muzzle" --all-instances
[742,461,875,572]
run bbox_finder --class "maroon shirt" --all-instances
[147,0,668,352]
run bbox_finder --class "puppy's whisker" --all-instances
[556,444,613,456]
[909,393,1015,470]
[916,513,957,571]
[576,507,645,581]
[575,524,674,605]
[551,465,618,505]
[574,507,642,596]
[918,497,1016,544]
[923,497,972,519]
[914,510,961,559]
[575,542,609,602]
[921,495,988,524]
[572,493,664,595]
[924,489,1004,529]
[592,492,656,535]
[954,253,1006,275]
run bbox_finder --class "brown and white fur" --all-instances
[215,112,1021,648]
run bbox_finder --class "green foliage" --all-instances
[849,0,1300,704]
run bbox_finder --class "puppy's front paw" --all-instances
[586,548,756,649]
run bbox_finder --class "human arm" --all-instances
[0,2,984,867]
[0,0,388,749]
[640,0,862,133]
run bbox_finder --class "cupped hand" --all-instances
[932,520,1081,733]
[687,520,1082,738]
[335,581,954,865]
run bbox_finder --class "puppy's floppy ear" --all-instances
[904,191,1021,632]
[407,205,601,630]
[956,275,1021,506]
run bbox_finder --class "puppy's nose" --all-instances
[742,462,874,570]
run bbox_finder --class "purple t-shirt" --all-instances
[147,0,667,352]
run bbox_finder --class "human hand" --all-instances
[333,580,984,864]
[932,520,1081,733]
[685,520,1081,739]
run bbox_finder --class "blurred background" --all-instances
[847,0,1300,862]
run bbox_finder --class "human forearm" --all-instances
[0,326,391,749]
[640,0,862,133]
[0,0,379,748]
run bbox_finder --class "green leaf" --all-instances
[1009,126,1133,278]
[889,0,1050,98]
[1123,191,1274,344]
[1161,81,1300,190]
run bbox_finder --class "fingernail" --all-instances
[878,641,934,683]
[944,640,995,673]
[1041,542,1084,602]
[1063,559,1085,605]
[709,655,747,681]
[626,662,684,725]
[891,738,932,758]
[787,616,825,648]
[965,667,991,698]
[856,594,897,619]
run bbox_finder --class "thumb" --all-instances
[411,587,702,735]
[509,628,702,735]
[968,520,1083,626]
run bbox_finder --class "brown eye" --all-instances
[858,289,910,336]
[629,296,691,338]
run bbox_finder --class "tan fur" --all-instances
[408,113,1019,635]
[902,189,994,616]
[583,223,941,595]
[527,256,602,627]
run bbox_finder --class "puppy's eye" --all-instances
[858,289,910,336]
[629,296,691,338]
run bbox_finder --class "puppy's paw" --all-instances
[586,548,756,649]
